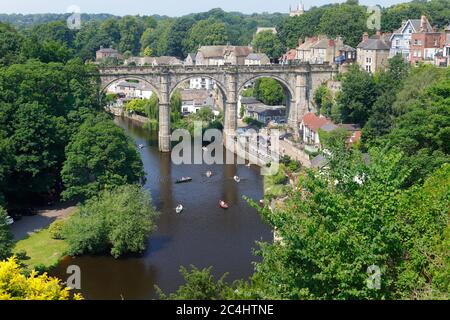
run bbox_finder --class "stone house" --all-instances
[125,56,183,66]
[96,47,121,61]
[245,53,271,65]
[195,45,253,66]
[357,32,391,72]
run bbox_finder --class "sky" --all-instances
[0,0,410,16]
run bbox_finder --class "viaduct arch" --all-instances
[97,64,338,152]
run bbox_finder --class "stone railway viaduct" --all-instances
[97,64,338,152]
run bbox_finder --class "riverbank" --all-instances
[11,204,76,271]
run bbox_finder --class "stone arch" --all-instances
[169,75,229,101]
[101,75,162,101]
[237,74,295,101]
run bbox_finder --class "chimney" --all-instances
[362,32,369,42]
[420,15,428,32]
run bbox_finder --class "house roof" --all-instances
[320,123,339,132]
[198,45,253,58]
[311,154,329,169]
[97,47,118,53]
[246,104,286,116]
[301,113,333,131]
[240,97,260,105]
[357,38,390,50]
[311,38,334,49]
[283,49,297,60]
[393,17,433,36]
[297,37,318,50]
[153,56,183,65]
[246,53,269,61]
[181,89,214,106]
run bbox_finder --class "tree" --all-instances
[314,83,334,117]
[157,266,232,300]
[118,16,144,55]
[0,256,82,300]
[318,2,368,48]
[253,30,284,60]
[183,19,228,54]
[63,185,159,258]
[254,78,285,106]
[167,17,196,58]
[61,115,145,202]
[0,207,13,261]
[335,64,377,125]
[0,22,22,66]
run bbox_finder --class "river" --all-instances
[51,116,272,300]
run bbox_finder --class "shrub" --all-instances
[48,220,66,240]
[63,185,159,258]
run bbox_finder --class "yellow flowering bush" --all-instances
[0,257,82,300]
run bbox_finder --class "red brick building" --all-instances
[410,16,444,65]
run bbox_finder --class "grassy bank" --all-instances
[13,226,68,271]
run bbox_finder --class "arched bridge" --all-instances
[97,64,338,152]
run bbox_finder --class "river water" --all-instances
[51,116,272,300]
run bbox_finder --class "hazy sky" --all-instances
[0,0,410,16]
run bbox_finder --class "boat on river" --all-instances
[233,176,241,183]
[138,144,145,149]
[219,200,229,209]
[175,205,184,214]
[176,177,192,184]
[206,171,213,178]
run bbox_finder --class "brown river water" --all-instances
[50,116,272,300]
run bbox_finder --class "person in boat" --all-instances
[233,176,240,183]
[206,171,212,177]
[176,204,183,214]
[219,200,229,209]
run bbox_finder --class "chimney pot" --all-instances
[363,32,369,42]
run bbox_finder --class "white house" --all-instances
[389,16,433,61]
[189,77,216,90]
[180,89,216,115]
[245,53,271,65]
[107,81,153,99]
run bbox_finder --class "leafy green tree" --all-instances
[61,115,145,202]
[63,185,159,258]
[167,17,196,58]
[183,19,228,54]
[0,22,22,66]
[318,2,368,48]
[255,78,285,106]
[380,77,450,186]
[118,16,144,55]
[335,64,377,125]
[0,207,13,261]
[253,30,284,60]
[314,83,334,117]
[157,266,233,300]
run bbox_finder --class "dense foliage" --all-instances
[0,58,101,205]
[63,185,159,258]
[61,115,145,202]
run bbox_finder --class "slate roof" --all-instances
[246,53,269,61]
[198,46,253,58]
[357,38,390,50]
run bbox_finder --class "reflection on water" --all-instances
[51,116,272,300]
